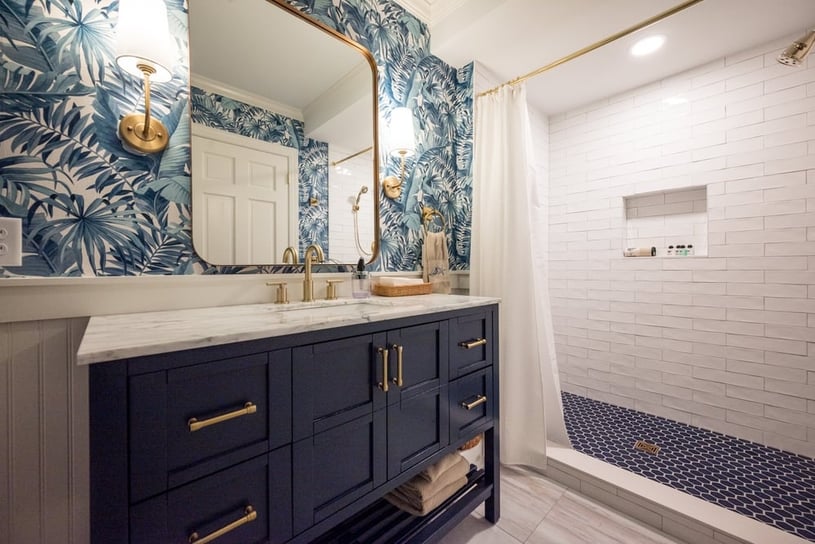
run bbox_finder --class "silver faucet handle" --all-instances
[325,280,344,301]
[266,281,289,304]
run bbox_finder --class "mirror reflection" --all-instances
[189,0,378,266]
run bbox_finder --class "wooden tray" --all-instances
[372,282,433,297]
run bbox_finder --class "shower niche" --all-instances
[623,185,708,257]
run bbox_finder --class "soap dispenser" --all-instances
[352,258,370,298]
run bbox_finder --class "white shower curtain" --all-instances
[471,84,569,468]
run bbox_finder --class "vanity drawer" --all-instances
[450,368,494,441]
[449,310,494,379]
[129,350,292,502]
[130,447,292,544]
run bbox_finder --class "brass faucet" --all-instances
[302,243,325,302]
[282,246,298,264]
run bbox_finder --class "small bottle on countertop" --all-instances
[352,258,370,298]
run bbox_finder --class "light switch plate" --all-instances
[0,217,23,267]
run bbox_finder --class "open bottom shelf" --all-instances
[313,469,491,544]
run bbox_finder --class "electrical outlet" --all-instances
[0,218,22,267]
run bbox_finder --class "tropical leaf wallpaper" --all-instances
[0,0,473,277]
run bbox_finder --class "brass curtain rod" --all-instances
[477,0,704,98]
[331,146,373,167]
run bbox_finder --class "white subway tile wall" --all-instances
[548,33,815,458]
[328,148,375,263]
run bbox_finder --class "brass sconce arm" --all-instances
[118,63,169,155]
[383,149,409,200]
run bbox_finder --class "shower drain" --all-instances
[633,440,661,455]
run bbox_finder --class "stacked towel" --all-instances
[422,231,451,294]
[385,453,469,516]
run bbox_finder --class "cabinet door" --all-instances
[292,411,387,534]
[293,334,386,440]
[387,384,449,479]
[130,447,292,544]
[386,321,448,405]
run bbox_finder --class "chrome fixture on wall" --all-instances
[777,29,815,66]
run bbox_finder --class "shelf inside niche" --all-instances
[623,186,707,257]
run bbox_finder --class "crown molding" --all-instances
[190,73,303,121]
[429,0,471,25]
[392,0,431,23]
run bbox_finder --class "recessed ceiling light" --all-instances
[630,35,665,57]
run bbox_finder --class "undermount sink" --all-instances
[268,298,411,319]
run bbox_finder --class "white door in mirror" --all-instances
[0,217,22,267]
[192,125,299,265]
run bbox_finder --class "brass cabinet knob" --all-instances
[266,281,289,304]
[325,280,344,300]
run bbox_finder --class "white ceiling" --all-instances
[189,0,374,151]
[398,0,815,114]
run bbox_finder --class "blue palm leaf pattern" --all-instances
[0,155,71,215]
[26,0,115,83]
[28,192,150,274]
[0,0,473,277]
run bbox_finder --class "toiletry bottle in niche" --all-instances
[667,245,674,256]
[352,258,370,298]
[677,244,685,256]
[687,244,694,256]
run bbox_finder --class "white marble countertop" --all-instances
[76,294,499,365]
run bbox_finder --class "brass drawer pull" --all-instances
[188,505,257,543]
[392,344,404,387]
[378,347,389,392]
[459,338,487,349]
[461,395,487,410]
[188,402,257,432]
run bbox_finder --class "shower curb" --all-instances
[542,446,809,544]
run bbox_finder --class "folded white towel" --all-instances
[377,277,425,287]
[422,231,450,294]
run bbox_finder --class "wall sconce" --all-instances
[115,0,176,154]
[382,107,416,200]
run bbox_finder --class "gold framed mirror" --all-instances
[189,0,380,267]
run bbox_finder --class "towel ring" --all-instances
[421,206,446,233]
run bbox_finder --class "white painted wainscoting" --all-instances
[0,318,89,544]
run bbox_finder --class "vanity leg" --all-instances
[484,426,500,523]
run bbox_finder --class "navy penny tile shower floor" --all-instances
[561,392,815,542]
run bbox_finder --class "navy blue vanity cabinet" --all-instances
[89,303,500,544]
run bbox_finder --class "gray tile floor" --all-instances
[444,466,683,544]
